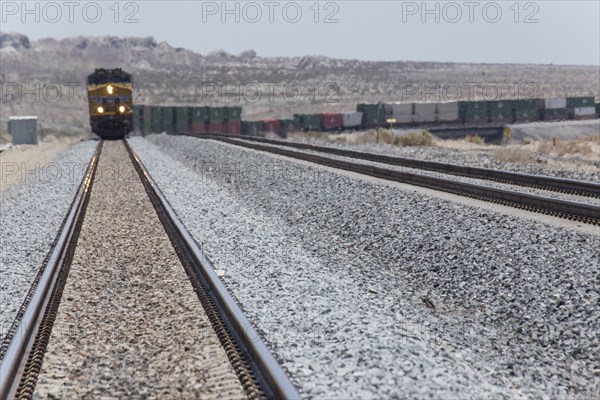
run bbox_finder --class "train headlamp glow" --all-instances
[119,105,125,113]
[97,106,104,113]
[107,85,114,94]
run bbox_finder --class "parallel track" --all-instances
[203,135,600,225]
[207,134,600,198]
[0,139,299,399]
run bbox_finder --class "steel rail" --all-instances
[0,141,102,399]
[207,134,600,198]
[124,140,300,400]
[204,136,600,224]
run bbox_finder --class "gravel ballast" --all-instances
[225,138,600,207]
[35,141,246,398]
[0,140,97,339]
[284,133,600,183]
[130,135,599,399]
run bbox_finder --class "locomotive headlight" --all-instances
[107,85,114,94]
[97,106,104,113]
[119,105,125,113]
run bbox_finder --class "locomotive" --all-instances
[87,68,133,139]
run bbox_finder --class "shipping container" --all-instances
[190,122,208,135]
[133,104,143,132]
[384,102,413,116]
[150,106,162,133]
[459,101,489,124]
[225,106,243,121]
[543,97,567,109]
[160,106,176,133]
[209,106,226,122]
[294,114,322,130]
[566,96,595,108]
[413,103,436,123]
[321,113,343,130]
[207,121,223,134]
[357,103,386,126]
[573,107,597,119]
[8,116,38,145]
[224,120,242,135]
[488,100,513,123]
[280,119,302,137]
[436,102,460,123]
[342,111,363,128]
[242,121,263,136]
[542,108,569,121]
[384,102,413,123]
[263,119,282,136]
[190,106,210,124]
[513,99,539,122]
[142,105,152,135]
[174,106,190,134]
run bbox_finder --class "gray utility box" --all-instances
[8,116,39,145]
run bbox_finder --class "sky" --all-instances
[1,0,599,65]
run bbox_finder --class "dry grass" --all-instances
[536,134,599,158]
[394,130,435,146]
[466,135,485,145]
[492,148,533,163]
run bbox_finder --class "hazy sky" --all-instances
[1,1,599,65]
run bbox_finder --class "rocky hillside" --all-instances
[1,32,598,137]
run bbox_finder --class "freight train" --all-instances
[132,96,600,139]
[87,68,134,139]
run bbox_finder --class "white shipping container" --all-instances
[392,113,414,124]
[385,102,413,116]
[574,107,596,116]
[437,113,460,122]
[544,97,567,109]
[414,103,436,115]
[8,116,39,145]
[342,112,363,128]
[413,113,436,123]
[436,102,459,114]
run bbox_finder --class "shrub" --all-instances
[394,130,434,146]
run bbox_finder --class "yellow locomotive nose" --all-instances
[107,85,113,94]
[97,106,104,113]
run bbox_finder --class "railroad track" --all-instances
[203,135,600,225]
[0,139,298,399]
[207,134,600,198]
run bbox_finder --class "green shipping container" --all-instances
[133,104,143,132]
[209,107,226,122]
[294,114,322,130]
[513,99,539,122]
[161,106,176,133]
[190,106,210,123]
[226,106,242,121]
[566,96,595,108]
[142,105,152,135]
[150,106,162,133]
[543,108,569,121]
[242,121,263,136]
[357,103,386,126]
[174,107,190,134]
[459,101,489,123]
[488,100,513,123]
[280,119,301,138]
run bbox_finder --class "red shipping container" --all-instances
[190,122,208,135]
[321,113,343,130]
[224,120,242,135]
[262,119,282,136]
[207,122,223,134]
